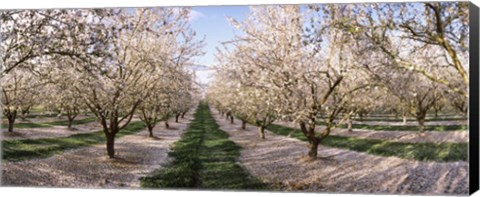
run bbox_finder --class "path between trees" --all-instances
[275,121,468,143]
[211,109,468,195]
[140,103,266,189]
[1,112,193,188]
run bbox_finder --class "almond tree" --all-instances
[214,5,373,159]
[1,68,40,132]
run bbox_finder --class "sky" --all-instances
[187,6,250,85]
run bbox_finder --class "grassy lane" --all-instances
[267,124,467,162]
[2,121,146,162]
[317,121,467,132]
[141,103,266,190]
[1,117,97,129]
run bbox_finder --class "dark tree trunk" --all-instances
[8,118,15,132]
[300,121,321,159]
[181,112,186,118]
[175,114,180,123]
[241,120,246,130]
[258,126,265,139]
[66,112,77,129]
[165,121,170,129]
[308,137,320,158]
[67,116,75,128]
[148,126,154,137]
[68,119,73,128]
[7,111,17,132]
[230,116,234,124]
[105,132,116,158]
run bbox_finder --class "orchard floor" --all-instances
[275,121,468,143]
[1,117,145,140]
[1,121,102,140]
[1,113,193,188]
[351,119,466,126]
[211,110,469,195]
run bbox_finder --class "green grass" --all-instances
[141,103,267,190]
[316,121,467,132]
[2,121,146,162]
[1,117,97,128]
[351,117,467,122]
[266,124,468,162]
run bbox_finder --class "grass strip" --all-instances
[317,121,467,132]
[267,124,468,162]
[2,121,146,162]
[351,117,467,122]
[1,117,97,129]
[141,103,267,190]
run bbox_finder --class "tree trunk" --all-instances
[175,114,180,123]
[417,116,426,133]
[308,137,320,158]
[402,115,407,125]
[68,119,73,128]
[181,112,186,118]
[347,118,352,132]
[148,126,154,138]
[300,121,321,159]
[105,133,116,158]
[241,120,246,130]
[7,111,17,132]
[165,121,170,129]
[230,116,234,124]
[8,117,15,132]
[258,126,265,139]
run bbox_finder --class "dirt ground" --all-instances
[1,112,193,189]
[1,121,102,140]
[275,121,468,143]
[1,114,92,124]
[211,110,468,195]
[1,117,146,140]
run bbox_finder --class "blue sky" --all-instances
[188,6,250,85]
